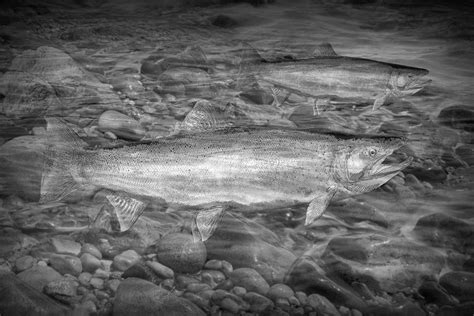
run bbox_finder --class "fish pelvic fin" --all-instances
[313,43,338,57]
[236,42,263,89]
[373,91,391,110]
[40,118,87,204]
[106,193,147,232]
[305,186,337,226]
[192,206,225,243]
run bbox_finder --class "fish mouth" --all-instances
[368,155,413,179]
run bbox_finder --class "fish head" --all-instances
[333,138,413,194]
[390,67,431,96]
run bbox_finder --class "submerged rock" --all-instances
[98,110,145,141]
[439,271,474,302]
[230,268,270,295]
[205,212,297,284]
[113,277,205,316]
[438,105,474,132]
[17,265,62,292]
[156,67,215,99]
[413,212,474,255]
[321,234,446,293]
[153,233,206,274]
[0,271,69,315]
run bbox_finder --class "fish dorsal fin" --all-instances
[312,43,338,57]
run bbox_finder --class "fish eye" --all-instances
[368,148,377,157]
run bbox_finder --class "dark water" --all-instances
[0,0,473,315]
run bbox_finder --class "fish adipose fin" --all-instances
[106,193,147,232]
[313,43,338,57]
[40,118,87,204]
[192,206,225,243]
[305,186,337,226]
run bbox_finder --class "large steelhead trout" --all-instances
[41,118,411,239]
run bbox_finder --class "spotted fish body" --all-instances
[41,119,411,233]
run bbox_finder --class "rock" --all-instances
[113,278,205,316]
[321,234,446,293]
[230,268,269,295]
[285,256,366,311]
[328,198,390,228]
[220,297,242,314]
[78,272,92,286]
[93,268,110,279]
[205,212,297,284]
[413,213,474,255]
[307,294,340,316]
[186,283,211,293]
[201,269,226,288]
[205,259,223,270]
[80,253,102,273]
[243,292,274,313]
[44,278,78,302]
[145,260,174,279]
[14,255,35,272]
[50,237,81,256]
[106,279,121,293]
[89,277,104,290]
[455,144,474,166]
[215,279,234,291]
[182,292,210,313]
[210,14,238,28]
[232,286,247,296]
[418,280,459,306]
[49,254,83,276]
[267,283,295,302]
[122,262,161,284]
[81,243,102,259]
[438,105,474,132]
[175,274,200,290]
[156,67,215,99]
[439,271,474,302]
[0,271,69,315]
[98,110,145,141]
[17,265,62,291]
[112,250,141,271]
[437,302,474,316]
[154,233,206,274]
[405,161,447,183]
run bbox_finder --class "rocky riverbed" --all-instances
[1,0,474,315]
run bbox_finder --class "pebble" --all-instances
[220,297,241,314]
[295,291,308,306]
[307,294,340,316]
[289,295,300,306]
[161,278,175,291]
[44,277,78,297]
[17,265,62,291]
[90,277,104,290]
[98,110,145,141]
[221,260,233,277]
[106,279,121,293]
[186,282,211,293]
[182,292,210,313]
[215,279,234,291]
[78,272,92,286]
[81,243,102,259]
[175,274,200,290]
[276,297,291,311]
[95,290,109,300]
[243,292,274,313]
[230,268,270,295]
[439,271,474,302]
[146,260,174,279]
[122,262,161,284]
[201,269,226,288]
[50,237,81,256]
[232,286,247,296]
[204,259,222,270]
[154,233,207,274]
[267,283,295,301]
[80,253,102,273]
[112,250,141,271]
[14,255,35,272]
[418,280,459,305]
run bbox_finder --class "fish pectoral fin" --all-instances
[373,92,391,110]
[191,206,225,243]
[105,193,147,232]
[312,43,338,57]
[305,187,337,226]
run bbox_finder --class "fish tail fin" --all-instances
[236,42,263,89]
[191,206,225,243]
[39,118,87,204]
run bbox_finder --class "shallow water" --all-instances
[0,0,474,315]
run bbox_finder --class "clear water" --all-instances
[0,0,473,315]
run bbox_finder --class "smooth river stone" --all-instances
[154,233,206,274]
[321,234,446,293]
[205,212,297,284]
[98,110,145,140]
[230,268,269,296]
[113,277,205,316]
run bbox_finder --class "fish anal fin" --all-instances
[106,193,147,232]
[305,186,337,226]
[313,43,338,57]
[192,206,224,243]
